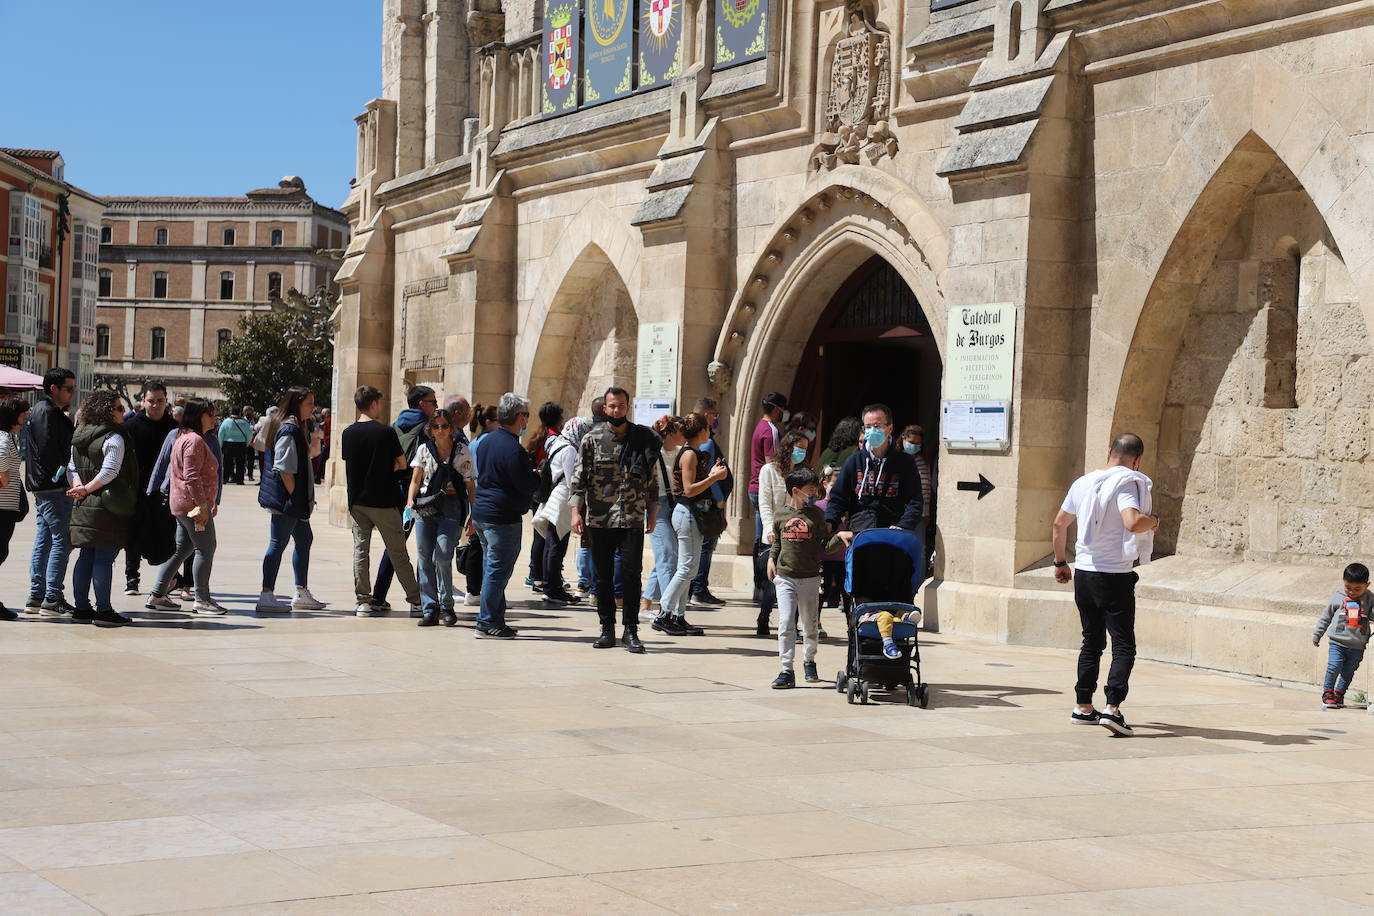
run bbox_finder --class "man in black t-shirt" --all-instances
[342,386,421,618]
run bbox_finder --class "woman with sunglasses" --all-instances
[407,409,472,627]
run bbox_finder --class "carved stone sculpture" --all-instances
[813,2,898,170]
[707,359,733,393]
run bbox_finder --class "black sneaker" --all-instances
[39,598,75,618]
[0,603,17,622]
[772,669,796,689]
[124,582,140,596]
[1070,709,1100,725]
[676,615,705,636]
[475,624,518,639]
[91,610,132,628]
[440,611,458,627]
[802,661,819,682]
[692,588,726,606]
[370,599,392,614]
[71,606,95,623]
[652,614,687,636]
[1098,710,1133,737]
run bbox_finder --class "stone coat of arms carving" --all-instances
[814,3,897,170]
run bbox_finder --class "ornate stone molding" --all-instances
[813,1,898,171]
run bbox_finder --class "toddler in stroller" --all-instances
[836,528,930,707]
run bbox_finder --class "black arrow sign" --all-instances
[957,474,995,500]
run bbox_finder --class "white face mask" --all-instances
[781,410,791,423]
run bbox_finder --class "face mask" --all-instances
[781,410,791,423]
[804,430,816,441]
[803,494,818,507]
[903,442,919,455]
[791,447,807,464]
[710,417,719,430]
[864,426,887,449]
[607,415,628,428]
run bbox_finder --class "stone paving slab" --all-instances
[0,486,1372,914]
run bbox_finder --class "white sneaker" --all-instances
[292,587,327,610]
[463,593,480,606]
[453,590,466,604]
[145,594,181,611]
[355,602,375,618]
[193,599,227,616]
[255,591,291,614]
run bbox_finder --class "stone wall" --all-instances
[1153,158,1369,563]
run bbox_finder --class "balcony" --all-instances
[37,244,54,269]
[36,321,54,344]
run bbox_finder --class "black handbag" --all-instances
[413,442,457,518]
[673,448,726,540]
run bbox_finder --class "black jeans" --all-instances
[222,442,248,484]
[542,530,570,589]
[529,528,546,581]
[0,508,17,569]
[589,527,643,629]
[1075,569,1138,707]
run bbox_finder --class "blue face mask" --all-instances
[903,441,919,455]
[791,447,808,465]
[864,426,887,449]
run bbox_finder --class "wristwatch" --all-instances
[1053,560,1068,568]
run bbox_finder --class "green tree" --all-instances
[213,289,336,411]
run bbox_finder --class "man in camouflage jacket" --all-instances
[571,387,659,653]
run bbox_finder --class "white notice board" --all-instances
[942,400,1010,449]
[943,303,1016,448]
[634,398,673,427]
[636,322,679,399]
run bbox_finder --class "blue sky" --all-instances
[4,0,381,208]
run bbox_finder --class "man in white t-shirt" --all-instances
[1051,433,1159,738]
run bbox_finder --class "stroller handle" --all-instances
[853,601,920,614]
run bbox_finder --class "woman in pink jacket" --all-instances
[148,399,224,615]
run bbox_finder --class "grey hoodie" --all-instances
[1313,589,1374,649]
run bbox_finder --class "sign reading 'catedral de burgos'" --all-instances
[942,303,1016,448]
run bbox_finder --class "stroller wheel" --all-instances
[846,680,857,705]
[906,684,918,707]
[835,670,848,693]
[917,683,930,709]
[859,682,870,705]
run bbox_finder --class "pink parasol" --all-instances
[0,366,44,390]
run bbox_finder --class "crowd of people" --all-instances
[0,370,940,692]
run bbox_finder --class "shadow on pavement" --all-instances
[1132,722,1333,746]
[920,684,1060,709]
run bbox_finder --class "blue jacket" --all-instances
[257,421,312,519]
[472,427,540,524]
[824,446,922,532]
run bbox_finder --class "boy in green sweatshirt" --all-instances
[767,467,852,688]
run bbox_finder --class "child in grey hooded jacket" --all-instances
[1313,562,1373,709]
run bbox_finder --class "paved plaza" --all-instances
[2,487,1374,915]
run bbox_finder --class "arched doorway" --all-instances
[791,255,942,461]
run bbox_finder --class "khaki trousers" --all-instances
[349,505,420,607]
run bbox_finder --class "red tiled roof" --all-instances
[0,148,61,159]
[0,150,103,204]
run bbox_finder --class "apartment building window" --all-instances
[150,327,166,360]
[96,325,110,358]
[270,228,283,247]
[267,272,282,299]
[220,271,235,300]
[217,328,231,352]
[98,269,112,298]
[100,225,112,244]
[72,224,85,278]
[153,271,168,299]
[155,227,168,246]
[223,228,236,246]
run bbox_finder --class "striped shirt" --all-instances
[0,430,21,512]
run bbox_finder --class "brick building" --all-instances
[95,178,350,402]
[1,148,105,390]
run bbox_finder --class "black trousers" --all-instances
[222,442,248,484]
[589,526,643,629]
[1075,569,1138,707]
[541,531,570,588]
[529,528,546,581]
[0,508,17,569]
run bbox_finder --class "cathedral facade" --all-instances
[334,0,1374,683]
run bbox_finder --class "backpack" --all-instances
[535,442,570,505]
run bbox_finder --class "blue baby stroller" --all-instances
[835,528,930,708]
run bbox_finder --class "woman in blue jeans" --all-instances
[407,410,471,627]
[656,414,728,636]
[67,391,138,628]
[256,387,323,614]
[642,416,686,619]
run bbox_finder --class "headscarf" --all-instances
[561,415,590,452]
